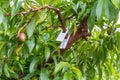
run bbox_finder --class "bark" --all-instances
[45,16,91,63]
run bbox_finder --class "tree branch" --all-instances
[6,6,66,32]
[64,14,76,21]
[41,25,61,31]
[40,16,91,65]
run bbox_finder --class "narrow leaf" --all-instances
[40,68,49,80]
[0,8,4,24]
[36,15,46,26]
[104,0,117,22]
[88,2,96,31]
[54,62,71,75]
[48,42,60,56]
[96,0,104,21]
[9,70,19,79]
[0,66,2,76]
[26,17,37,38]
[26,37,35,53]
[73,21,77,36]
[4,63,10,77]
[63,72,72,80]
[11,0,23,19]
[3,17,8,35]
[17,62,23,72]
[111,0,120,9]
[116,32,120,52]
[29,56,40,73]
[23,73,34,80]
[45,47,50,61]
[71,67,82,80]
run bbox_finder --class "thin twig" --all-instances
[65,14,76,21]
[6,6,66,32]
[41,26,61,31]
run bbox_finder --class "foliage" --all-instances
[0,0,120,80]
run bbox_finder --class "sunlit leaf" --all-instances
[36,15,46,26]
[104,0,117,22]
[11,0,23,19]
[26,37,35,53]
[9,70,19,79]
[4,63,10,77]
[3,17,8,35]
[88,2,96,31]
[0,43,7,60]
[26,16,37,38]
[54,62,71,75]
[98,66,102,80]
[116,32,120,52]
[73,21,77,36]
[42,33,50,41]
[72,2,80,13]
[40,68,49,80]
[23,73,34,80]
[45,47,50,61]
[54,76,63,80]
[63,72,72,80]
[116,24,120,28]
[71,67,82,80]
[48,42,60,55]
[29,56,40,73]
[96,0,104,21]
[111,0,120,9]
[0,8,4,24]
[93,41,99,50]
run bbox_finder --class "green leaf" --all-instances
[0,43,7,60]
[42,33,50,41]
[26,37,35,53]
[104,65,110,80]
[45,47,50,61]
[48,42,60,56]
[26,16,37,38]
[54,76,62,80]
[11,0,23,19]
[4,63,10,77]
[70,67,82,80]
[72,2,80,13]
[0,8,4,24]
[40,68,49,80]
[63,72,72,80]
[29,56,40,73]
[98,66,102,80]
[96,0,104,21]
[9,70,19,79]
[0,66,2,76]
[88,2,97,31]
[17,62,24,72]
[116,32,120,53]
[111,0,120,9]
[7,43,17,56]
[23,73,34,80]
[104,0,117,22]
[116,24,120,28]
[3,17,8,35]
[54,62,71,75]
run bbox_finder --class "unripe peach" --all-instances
[18,32,26,42]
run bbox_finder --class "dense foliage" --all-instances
[0,0,120,80]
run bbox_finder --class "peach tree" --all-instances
[0,0,120,80]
